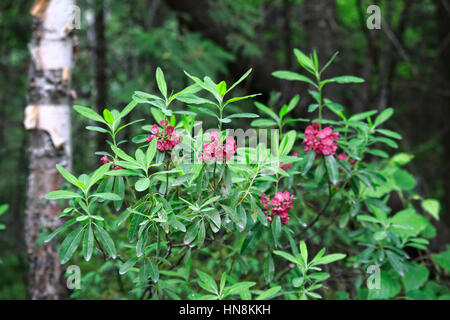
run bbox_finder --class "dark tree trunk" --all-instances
[25,0,76,299]
[94,0,108,153]
[436,0,450,228]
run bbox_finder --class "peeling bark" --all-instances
[25,0,76,300]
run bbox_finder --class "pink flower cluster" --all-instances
[100,155,122,170]
[337,152,356,166]
[146,120,181,151]
[280,152,298,171]
[303,122,339,156]
[260,191,294,225]
[202,131,237,162]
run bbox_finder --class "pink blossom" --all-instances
[260,191,294,225]
[101,155,109,164]
[112,166,122,170]
[337,153,348,161]
[147,121,181,152]
[201,131,236,163]
[303,122,339,156]
[166,126,175,135]
[280,152,298,171]
[151,124,159,135]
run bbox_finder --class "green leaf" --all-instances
[402,262,429,292]
[302,150,316,175]
[377,129,402,140]
[146,138,157,168]
[87,163,111,190]
[196,270,218,294]
[45,190,82,200]
[226,113,260,119]
[254,102,279,122]
[91,192,122,201]
[216,81,227,96]
[272,71,316,87]
[325,155,339,185]
[299,241,308,265]
[148,259,159,283]
[324,75,365,84]
[367,272,401,300]
[273,250,302,266]
[255,286,281,300]
[279,130,296,156]
[433,250,450,271]
[103,109,114,124]
[374,108,394,128]
[156,67,167,98]
[94,224,117,259]
[60,227,84,264]
[119,257,138,275]
[320,51,339,74]
[56,164,79,187]
[74,105,106,123]
[421,199,440,220]
[0,204,8,216]
[224,282,256,296]
[135,178,150,192]
[83,224,94,261]
[251,119,277,127]
[272,215,282,246]
[220,273,227,294]
[227,68,252,93]
[390,208,428,238]
[293,48,315,72]
[314,253,346,265]
[120,100,138,118]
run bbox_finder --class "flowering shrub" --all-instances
[45,49,449,300]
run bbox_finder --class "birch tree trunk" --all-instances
[25,0,77,300]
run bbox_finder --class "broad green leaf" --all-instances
[250,119,277,127]
[272,71,316,87]
[216,81,227,96]
[103,109,114,124]
[299,241,308,265]
[45,190,82,200]
[402,262,429,292]
[82,224,94,261]
[156,67,167,98]
[254,102,279,122]
[325,155,339,185]
[374,108,394,128]
[87,163,111,190]
[273,250,302,266]
[74,105,106,123]
[421,199,440,220]
[91,192,122,201]
[302,150,316,175]
[94,224,117,259]
[196,270,218,294]
[255,286,281,300]
[314,253,346,265]
[293,48,315,72]
[324,75,364,84]
[56,164,79,187]
[135,178,150,192]
[119,257,139,275]
[280,130,296,156]
[60,227,84,264]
